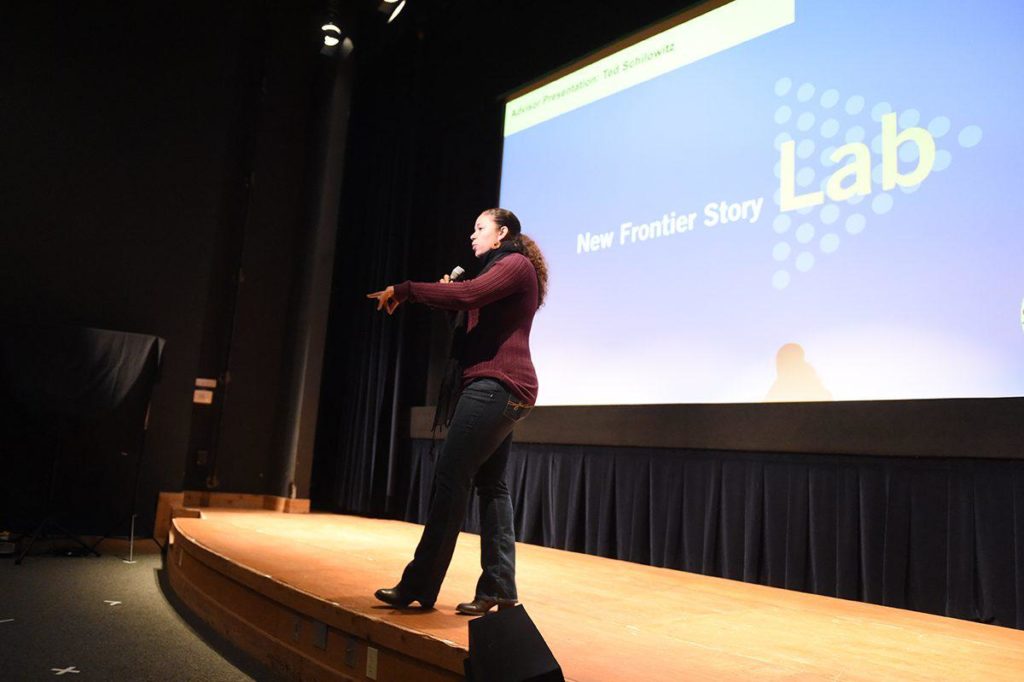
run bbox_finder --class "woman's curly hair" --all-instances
[485,208,549,308]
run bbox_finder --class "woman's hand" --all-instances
[366,286,400,315]
[438,274,452,283]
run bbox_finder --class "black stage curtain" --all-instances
[405,439,1024,629]
[311,36,507,518]
[309,151,412,517]
[309,40,423,518]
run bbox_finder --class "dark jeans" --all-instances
[399,378,532,606]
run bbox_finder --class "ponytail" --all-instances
[514,233,548,308]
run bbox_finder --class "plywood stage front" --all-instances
[167,510,1024,681]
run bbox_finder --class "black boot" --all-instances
[374,587,434,610]
[455,597,517,616]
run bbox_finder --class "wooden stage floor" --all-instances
[169,510,1024,681]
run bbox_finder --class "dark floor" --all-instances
[0,537,276,681]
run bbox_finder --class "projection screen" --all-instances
[499,0,1024,406]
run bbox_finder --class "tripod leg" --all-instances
[50,521,101,557]
[14,518,48,565]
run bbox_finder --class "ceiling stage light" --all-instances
[321,22,341,47]
[377,0,406,24]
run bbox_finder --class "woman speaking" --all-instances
[366,208,547,615]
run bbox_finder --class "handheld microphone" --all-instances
[449,266,465,281]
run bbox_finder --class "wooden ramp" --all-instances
[167,510,1024,681]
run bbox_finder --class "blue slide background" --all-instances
[500,0,1024,405]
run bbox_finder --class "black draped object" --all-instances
[0,325,164,535]
[404,440,1024,629]
[0,325,164,420]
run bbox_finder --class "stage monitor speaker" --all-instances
[464,604,564,682]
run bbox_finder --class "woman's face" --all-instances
[470,212,508,258]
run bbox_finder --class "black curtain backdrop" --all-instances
[311,21,509,518]
[402,440,1024,629]
[310,35,422,517]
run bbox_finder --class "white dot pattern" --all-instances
[769,77,981,290]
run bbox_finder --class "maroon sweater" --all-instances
[392,253,539,405]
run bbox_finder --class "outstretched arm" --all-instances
[391,255,532,311]
[366,272,458,315]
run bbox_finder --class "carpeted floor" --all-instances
[0,538,276,681]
